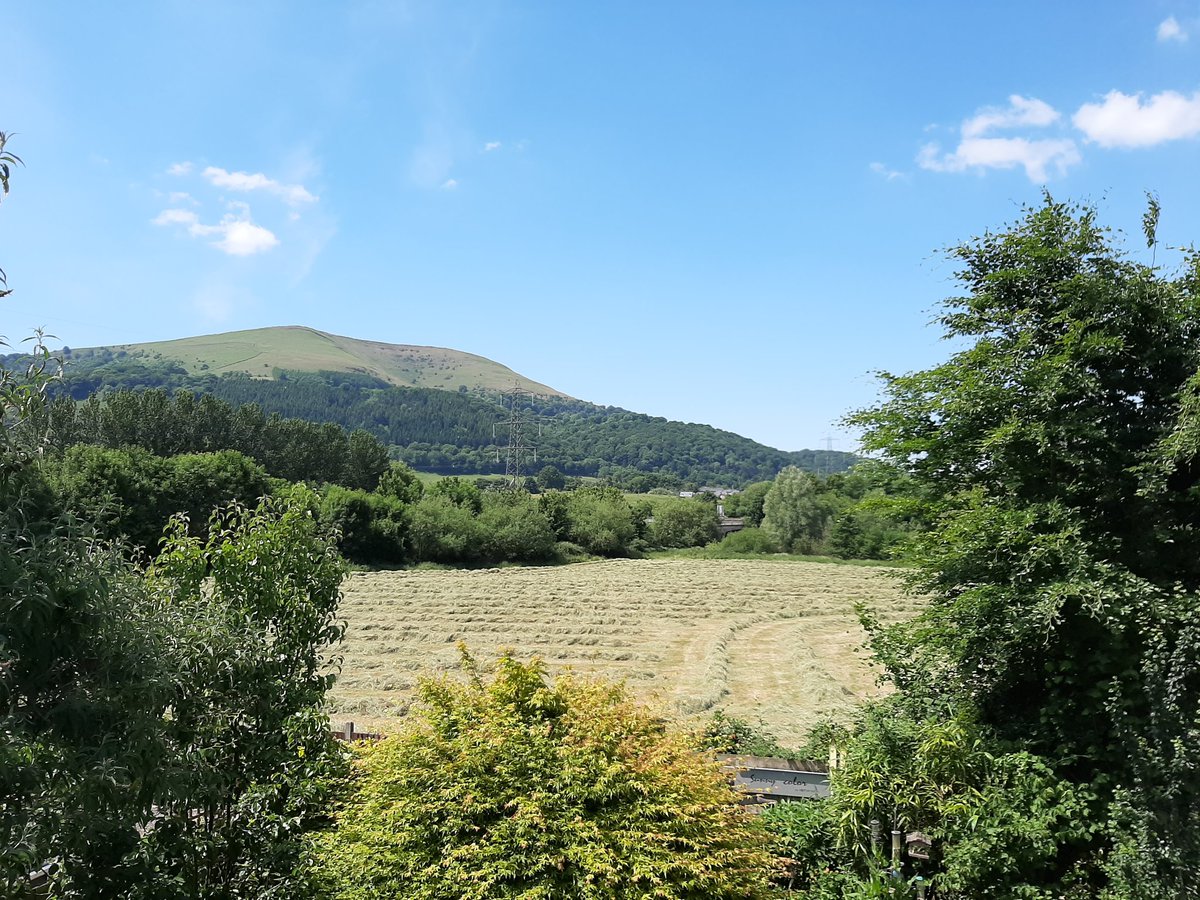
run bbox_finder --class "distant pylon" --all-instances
[496,383,544,489]
[818,435,836,478]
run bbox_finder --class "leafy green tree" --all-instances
[537,489,572,540]
[428,474,482,513]
[477,491,556,562]
[535,464,565,491]
[839,197,1200,894]
[344,428,391,491]
[376,461,425,504]
[648,496,719,548]
[1,425,175,893]
[42,444,171,550]
[320,485,409,563]
[565,486,638,557]
[162,449,271,537]
[311,651,775,899]
[408,494,484,563]
[761,466,832,553]
[141,493,347,898]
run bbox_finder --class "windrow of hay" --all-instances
[329,558,921,745]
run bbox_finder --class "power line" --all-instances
[494,383,546,489]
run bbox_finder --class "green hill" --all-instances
[25,327,859,487]
[105,325,568,397]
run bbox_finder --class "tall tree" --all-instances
[761,465,830,552]
[845,196,1200,895]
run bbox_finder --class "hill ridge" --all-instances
[101,325,568,398]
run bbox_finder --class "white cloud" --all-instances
[192,217,279,256]
[153,208,198,227]
[1073,89,1200,147]
[167,161,193,176]
[483,141,501,152]
[918,137,1080,181]
[441,178,459,190]
[1158,16,1187,42]
[961,95,1060,138]
[168,191,195,205]
[918,95,1078,181]
[202,166,317,205]
[869,161,905,181]
[153,206,278,256]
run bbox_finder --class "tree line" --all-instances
[33,388,391,487]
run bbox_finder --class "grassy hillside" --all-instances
[105,325,568,397]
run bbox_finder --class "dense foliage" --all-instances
[34,387,391,488]
[311,651,776,899]
[796,197,1200,897]
[2,140,346,898]
[2,377,349,897]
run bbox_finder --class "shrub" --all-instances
[408,494,484,563]
[312,651,775,899]
[320,485,409,563]
[715,526,781,555]
[477,492,556,562]
[648,497,718,549]
[565,486,637,557]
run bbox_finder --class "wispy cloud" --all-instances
[918,137,1080,181]
[441,178,459,190]
[483,141,501,152]
[961,95,1060,138]
[1074,89,1200,147]
[1158,16,1188,42]
[918,95,1079,181]
[201,166,316,206]
[167,161,193,176]
[152,205,279,256]
[869,161,905,181]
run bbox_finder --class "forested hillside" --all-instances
[17,346,855,486]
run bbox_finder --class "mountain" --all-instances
[103,325,568,397]
[32,327,858,486]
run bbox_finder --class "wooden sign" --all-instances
[718,755,831,800]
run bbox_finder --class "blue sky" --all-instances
[4,2,1200,452]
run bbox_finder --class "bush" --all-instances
[376,461,424,503]
[760,800,852,893]
[477,492,556,562]
[408,494,484,563]
[43,445,271,553]
[42,444,170,550]
[320,485,409,563]
[699,710,796,758]
[716,526,781,555]
[161,449,271,537]
[648,497,719,549]
[311,651,775,899]
[565,486,637,557]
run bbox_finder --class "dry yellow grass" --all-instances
[329,558,921,746]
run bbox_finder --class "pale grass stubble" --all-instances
[329,558,921,746]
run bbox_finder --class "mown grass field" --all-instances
[329,558,921,745]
